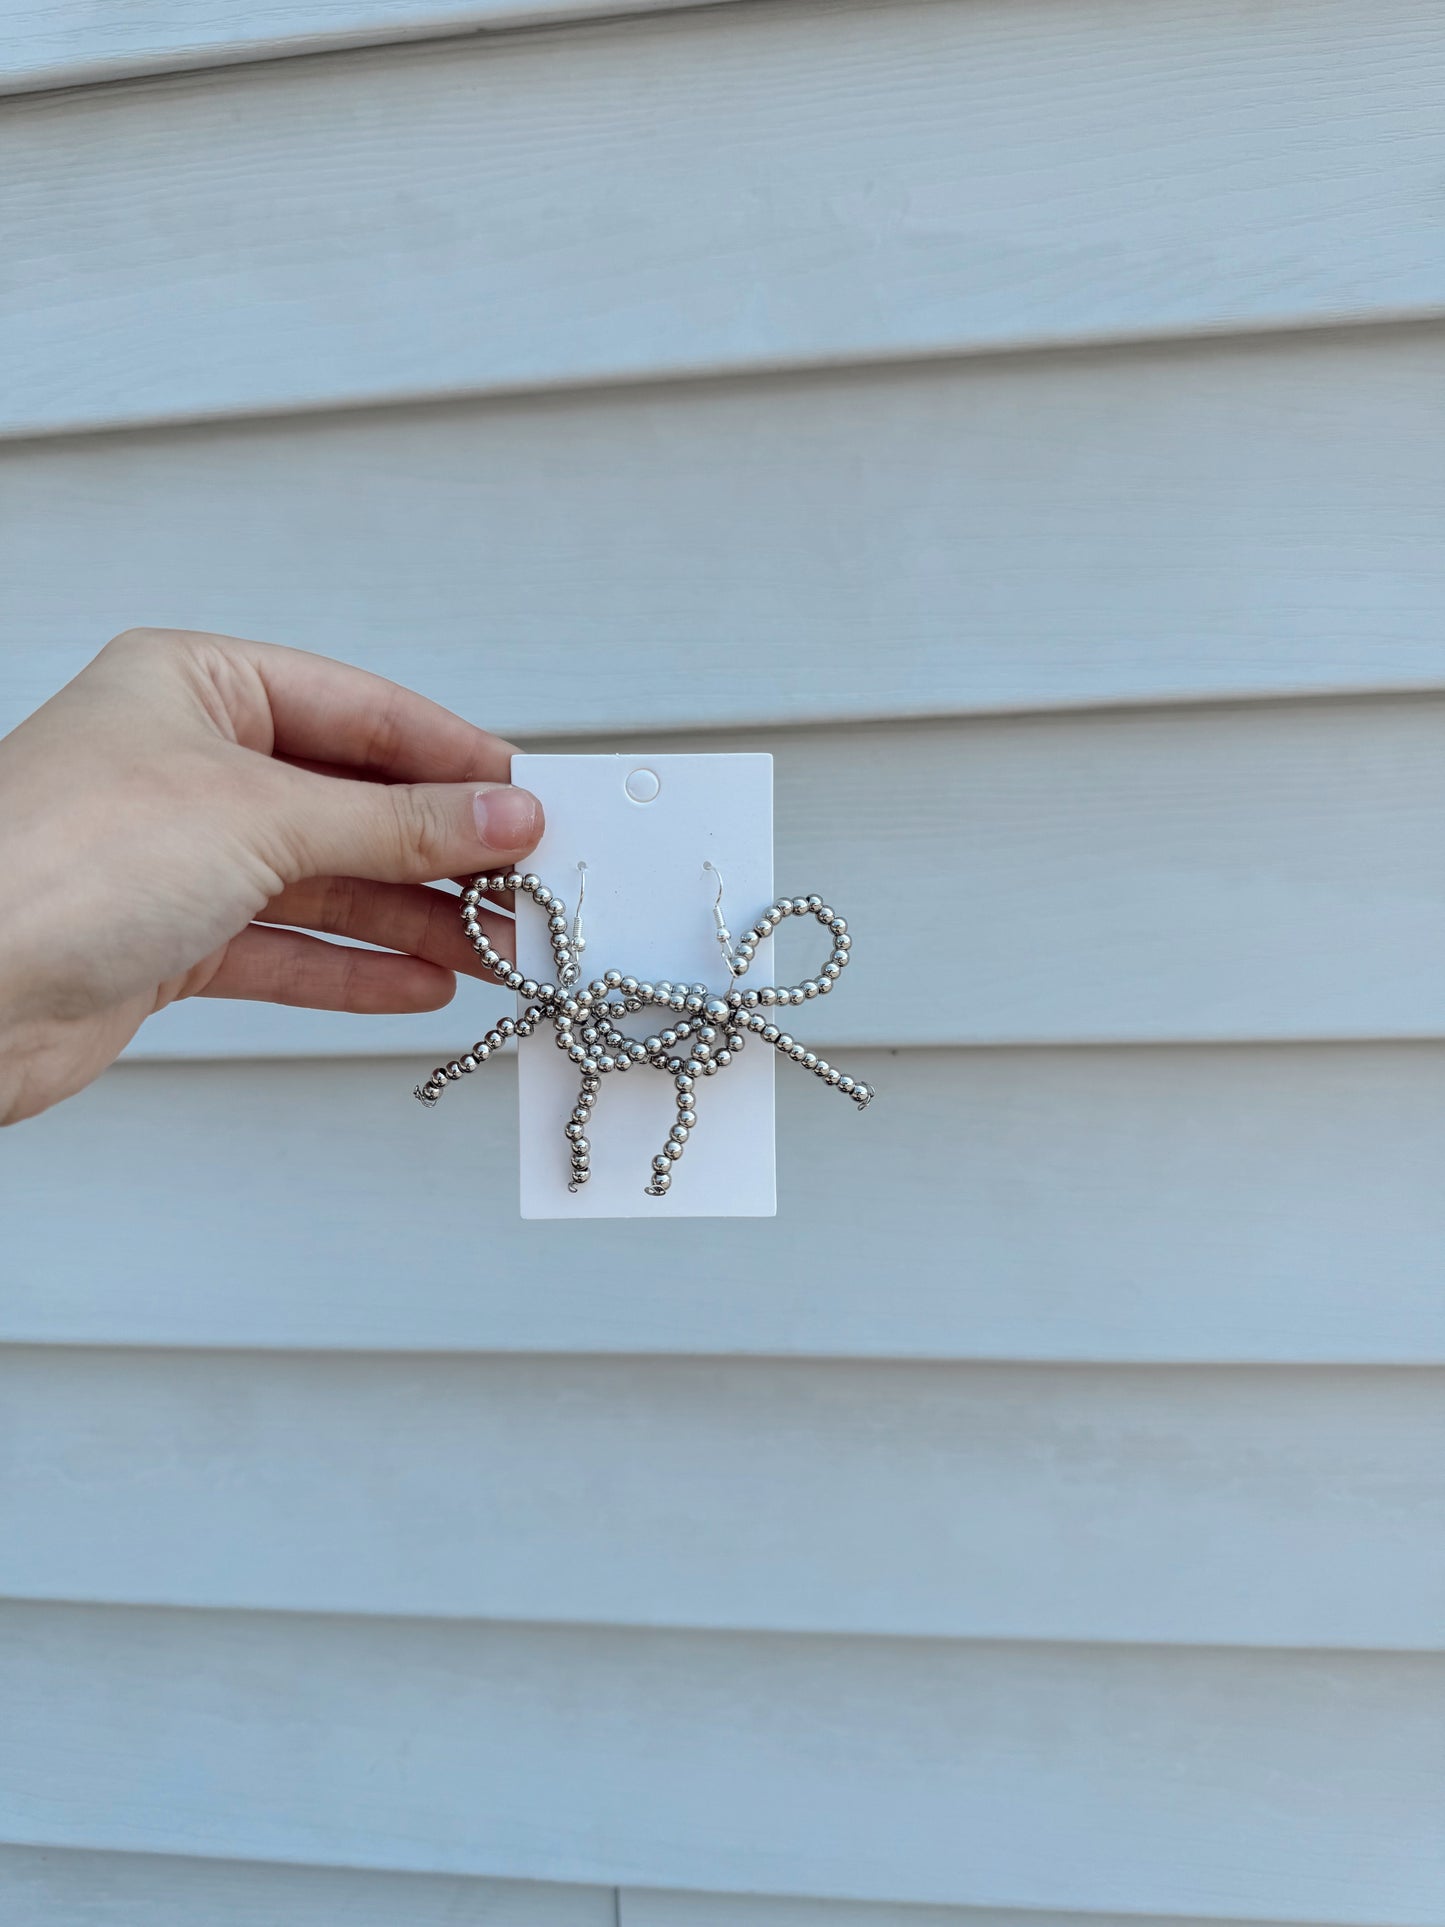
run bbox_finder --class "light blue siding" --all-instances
[1,0,1441,1918]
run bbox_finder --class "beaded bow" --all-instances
[414,870,873,1197]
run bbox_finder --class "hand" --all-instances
[0,628,544,1125]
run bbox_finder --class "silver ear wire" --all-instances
[572,861,588,957]
[702,861,739,975]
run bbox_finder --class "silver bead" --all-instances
[853,1083,874,1107]
[759,987,778,1006]
[535,886,552,905]
[838,1076,855,1094]
[802,1052,818,1070]
[648,1171,672,1194]
[653,1153,673,1173]
[777,1034,794,1051]
[521,874,540,892]
[677,1108,697,1128]
[715,1050,733,1067]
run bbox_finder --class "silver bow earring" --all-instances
[414,862,873,1198]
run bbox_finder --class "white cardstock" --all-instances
[511,752,776,1219]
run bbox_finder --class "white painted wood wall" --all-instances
[3,0,1444,1919]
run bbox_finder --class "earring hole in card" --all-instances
[624,767,661,803]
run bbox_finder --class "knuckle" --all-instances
[104,625,187,659]
[357,685,409,775]
[387,786,450,876]
[317,873,363,932]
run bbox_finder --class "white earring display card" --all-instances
[510,751,776,1219]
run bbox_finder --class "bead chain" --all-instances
[415,874,872,1198]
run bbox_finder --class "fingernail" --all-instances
[473,785,542,853]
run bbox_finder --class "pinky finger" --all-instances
[197,925,457,1013]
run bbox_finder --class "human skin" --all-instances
[0,628,544,1126]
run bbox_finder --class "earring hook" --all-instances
[572,861,588,957]
[702,860,738,975]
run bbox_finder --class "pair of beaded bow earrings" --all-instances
[414,863,872,1197]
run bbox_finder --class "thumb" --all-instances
[270,768,543,885]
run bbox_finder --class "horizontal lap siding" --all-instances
[4,329,1444,744]
[0,0,736,95]
[2,1347,1441,1648]
[4,1602,1443,1921]
[619,1901,1348,1927]
[0,1846,612,1927]
[0,1850,1323,1927]
[6,1046,1444,1360]
[5,0,1445,436]
[96,694,1445,1059]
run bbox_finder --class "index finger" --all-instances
[237,635,517,784]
